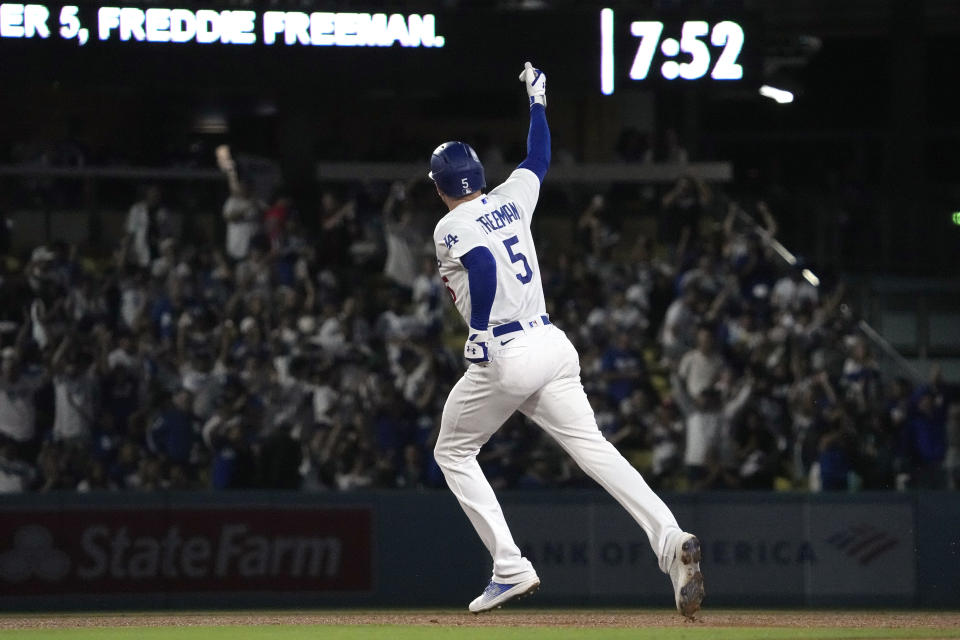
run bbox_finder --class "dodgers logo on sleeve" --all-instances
[443,233,459,249]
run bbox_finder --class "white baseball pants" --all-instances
[434,321,684,583]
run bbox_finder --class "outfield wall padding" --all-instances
[0,491,956,610]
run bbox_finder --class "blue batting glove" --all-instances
[464,330,491,366]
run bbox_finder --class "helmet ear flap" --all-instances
[429,142,486,197]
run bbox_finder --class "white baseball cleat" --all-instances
[668,533,704,618]
[468,576,541,613]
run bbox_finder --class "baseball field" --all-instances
[1,610,958,640]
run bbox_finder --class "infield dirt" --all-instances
[1,610,958,631]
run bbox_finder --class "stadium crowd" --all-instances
[0,154,957,495]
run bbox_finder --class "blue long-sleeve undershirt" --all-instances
[517,104,550,183]
[460,246,497,331]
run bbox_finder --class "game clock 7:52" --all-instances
[599,8,752,94]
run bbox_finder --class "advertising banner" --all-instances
[0,492,934,608]
[807,503,915,597]
[506,499,916,603]
[0,505,372,596]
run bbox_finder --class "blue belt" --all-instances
[491,315,551,337]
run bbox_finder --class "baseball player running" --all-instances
[429,62,704,617]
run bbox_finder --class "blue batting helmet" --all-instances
[428,141,486,197]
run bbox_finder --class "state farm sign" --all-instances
[0,506,372,595]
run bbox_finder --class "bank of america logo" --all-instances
[0,525,71,582]
[825,524,899,565]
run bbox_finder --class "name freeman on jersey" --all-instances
[475,202,521,234]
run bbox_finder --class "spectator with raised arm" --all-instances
[0,315,47,463]
[50,333,101,445]
[217,145,262,261]
[677,323,725,400]
[671,370,753,487]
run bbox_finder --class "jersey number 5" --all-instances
[503,235,533,284]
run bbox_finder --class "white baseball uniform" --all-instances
[433,167,686,584]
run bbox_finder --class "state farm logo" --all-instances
[826,524,899,565]
[0,525,71,582]
[1,523,346,583]
[77,524,343,580]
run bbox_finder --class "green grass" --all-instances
[2,627,957,640]
[3,610,957,640]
